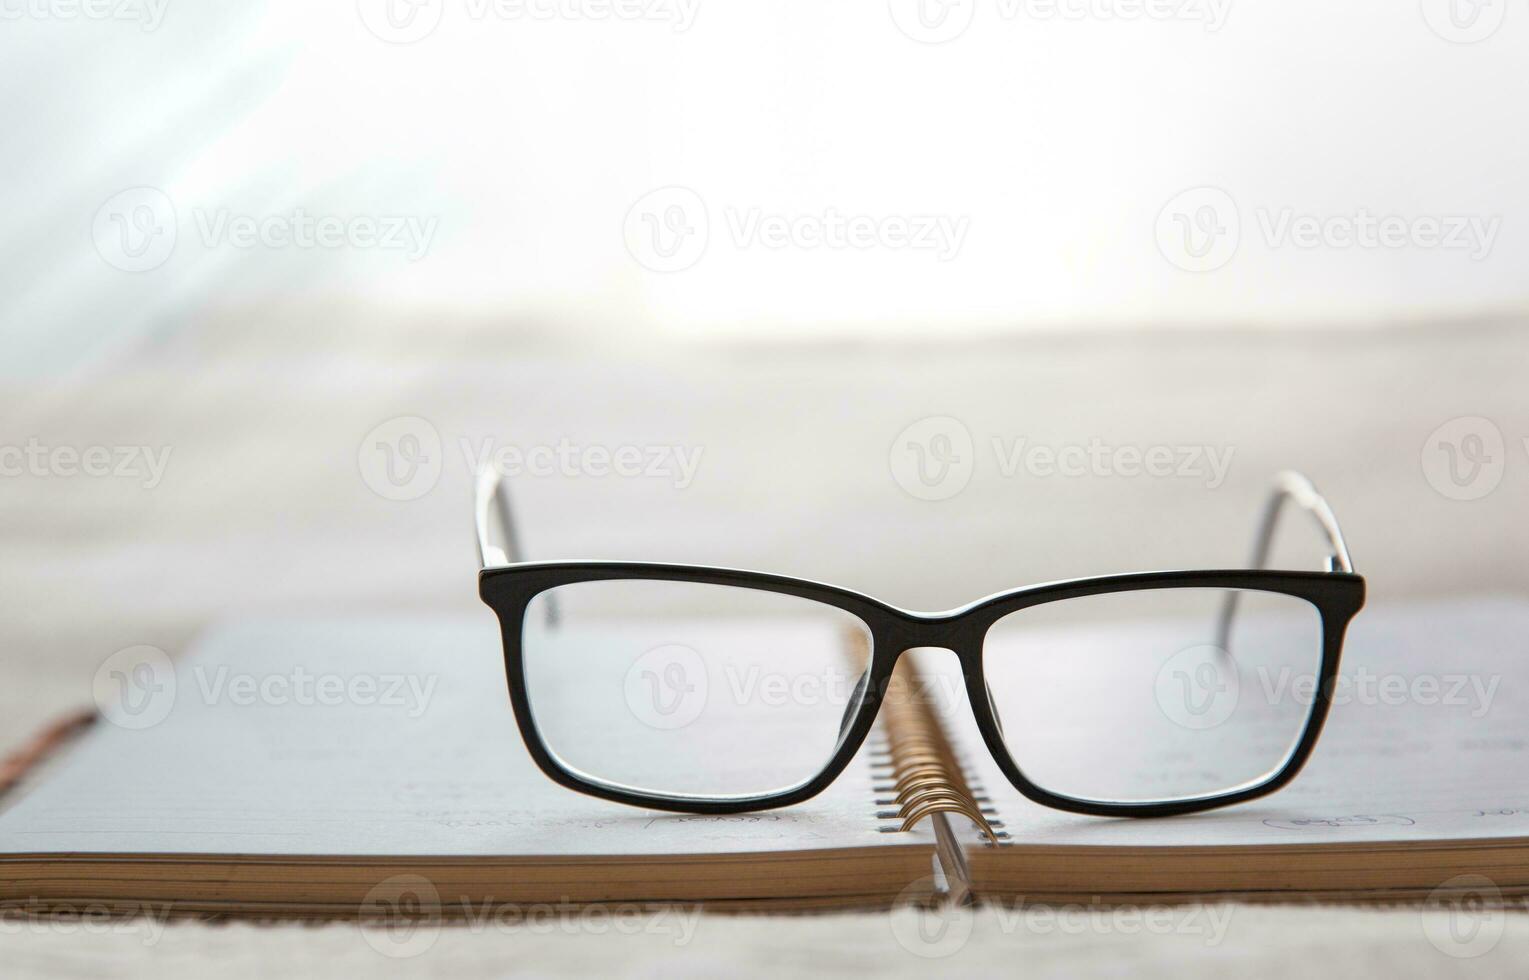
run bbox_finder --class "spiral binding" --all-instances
[868,661,1006,843]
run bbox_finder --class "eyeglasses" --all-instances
[475,468,1364,819]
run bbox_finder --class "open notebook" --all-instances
[1,598,1527,914]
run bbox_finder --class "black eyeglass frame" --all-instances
[476,469,1365,820]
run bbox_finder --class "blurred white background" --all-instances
[3,0,1528,374]
[3,0,1529,746]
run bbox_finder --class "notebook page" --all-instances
[0,617,929,858]
[936,597,1529,848]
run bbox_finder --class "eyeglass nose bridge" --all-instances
[880,610,985,665]
[876,617,1004,735]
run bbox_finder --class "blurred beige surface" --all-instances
[4,320,1529,975]
[6,901,1529,979]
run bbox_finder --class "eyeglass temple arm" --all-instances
[475,465,524,568]
[477,465,561,625]
[1214,471,1356,651]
